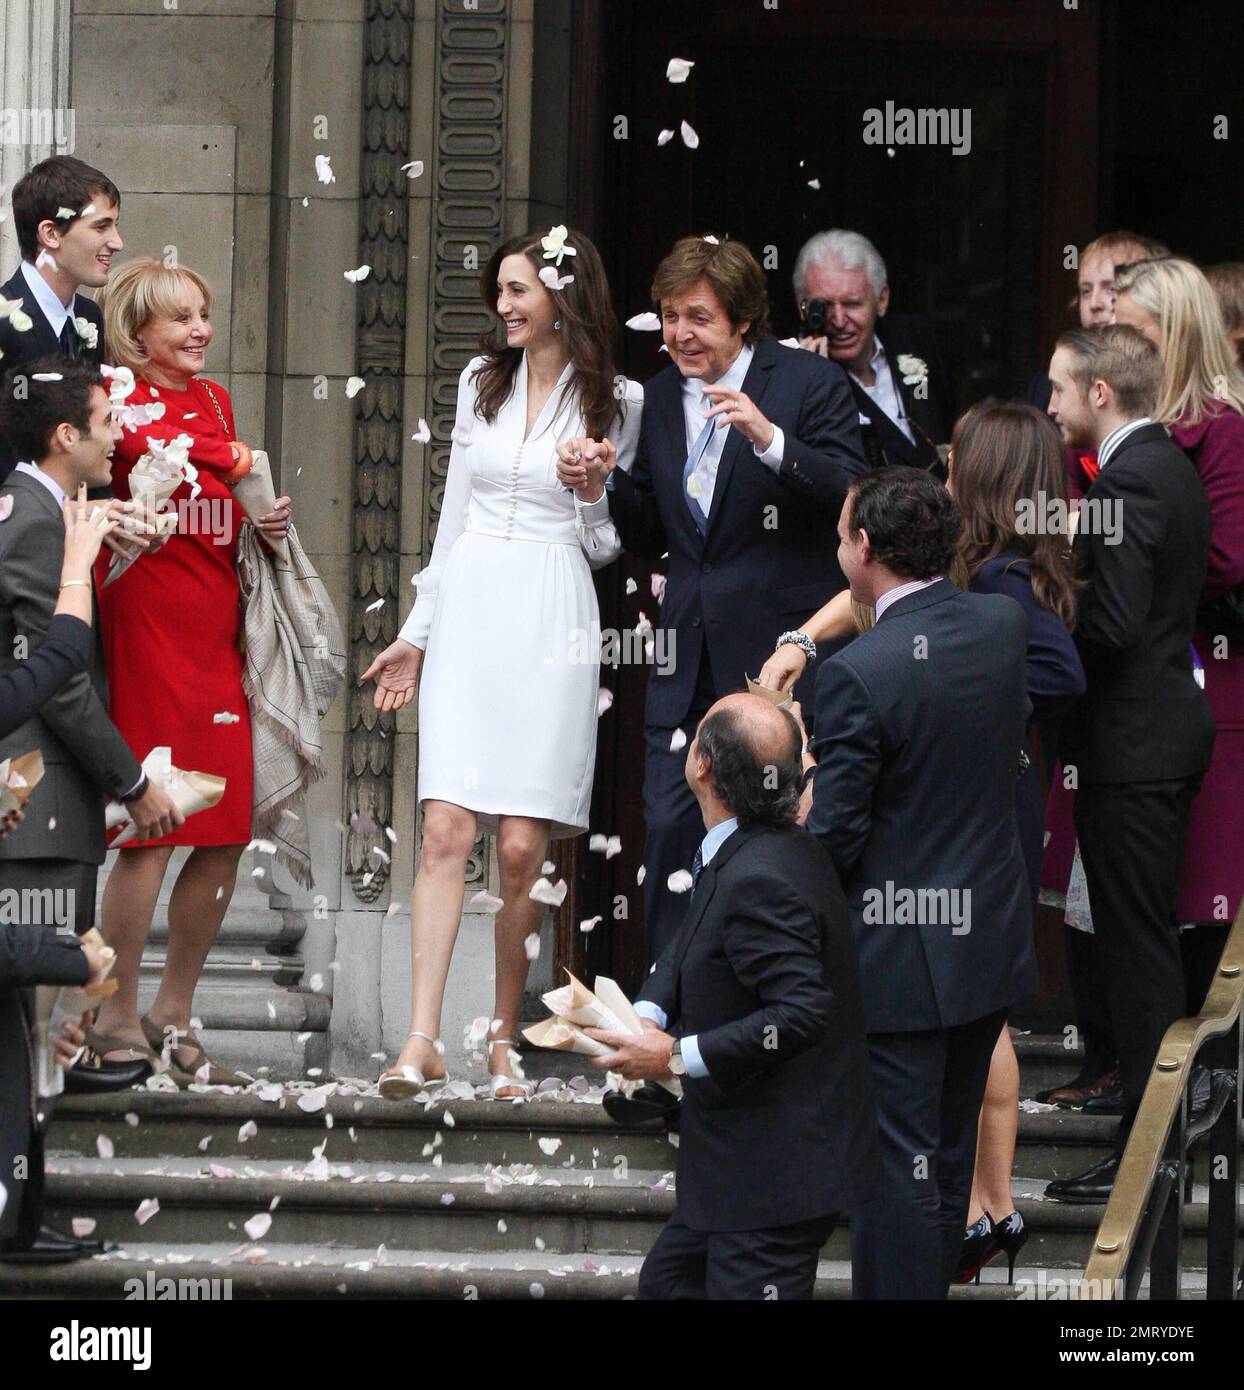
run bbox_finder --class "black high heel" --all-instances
[992,1210,1028,1283]
[955,1212,996,1284]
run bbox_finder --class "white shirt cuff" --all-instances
[633,1000,668,1030]
[120,773,146,800]
[680,1033,709,1078]
[754,423,784,470]
[577,492,612,526]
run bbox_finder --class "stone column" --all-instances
[0,0,72,270]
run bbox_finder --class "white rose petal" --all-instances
[666,58,695,83]
[657,129,674,146]
[667,869,694,894]
[679,120,700,149]
[400,160,424,178]
[588,834,607,853]
[364,597,385,613]
[411,418,431,443]
[606,835,622,859]
[528,876,568,907]
[538,1136,562,1155]
[637,865,646,885]
[346,376,367,398]
[579,915,602,934]
[315,154,336,184]
[71,1217,96,1238]
[625,311,661,331]
[669,728,687,752]
[597,688,614,716]
[468,890,504,914]
[523,932,541,961]
[213,711,240,724]
[244,1212,272,1241]
[344,264,371,282]
[135,1198,160,1226]
[96,1135,114,1160]
[238,1120,258,1142]
[538,266,575,292]
[625,577,637,595]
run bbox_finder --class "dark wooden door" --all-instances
[557,0,1100,1009]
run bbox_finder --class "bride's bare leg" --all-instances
[391,799,478,1078]
[490,815,552,1095]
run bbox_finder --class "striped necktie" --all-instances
[682,417,714,534]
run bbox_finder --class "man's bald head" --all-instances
[689,693,804,829]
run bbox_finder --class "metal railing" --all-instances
[1081,899,1243,1299]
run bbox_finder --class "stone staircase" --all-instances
[2,1036,1237,1300]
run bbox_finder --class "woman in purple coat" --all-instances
[1115,258,1244,1032]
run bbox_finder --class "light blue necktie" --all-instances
[682,415,715,534]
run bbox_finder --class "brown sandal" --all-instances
[140,1014,245,1087]
[80,1027,157,1075]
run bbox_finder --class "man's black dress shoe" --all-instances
[0,1224,104,1264]
[1082,1078,1125,1115]
[62,1048,152,1094]
[1034,1067,1121,1109]
[1045,1153,1121,1204]
[602,1081,681,1129]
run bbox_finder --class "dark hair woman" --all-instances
[363,225,642,1100]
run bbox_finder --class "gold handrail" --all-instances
[1081,896,1244,1296]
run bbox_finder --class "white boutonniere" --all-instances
[540,224,577,267]
[896,353,928,387]
[0,296,33,333]
[74,316,99,350]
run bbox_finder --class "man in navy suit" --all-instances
[0,157,121,484]
[808,466,1036,1299]
[561,235,866,962]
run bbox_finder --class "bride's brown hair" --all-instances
[471,227,623,441]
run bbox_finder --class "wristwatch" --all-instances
[669,1039,687,1077]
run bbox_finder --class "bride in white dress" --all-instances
[363,226,643,1099]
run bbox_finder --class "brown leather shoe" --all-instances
[1034,1067,1121,1109]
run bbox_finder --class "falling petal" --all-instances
[71,1217,96,1238]
[400,159,425,178]
[244,1212,272,1241]
[605,835,622,859]
[657,129,674,146]
[346,376,366,398]
[135,1197,160,1226]
[96,1134,114,1159]
[666,57,695,83]
[538,1136,562,1155]
[588,834,607,853]
[315,154,336,184]
[541,860,556,875]
[625,311,661,331]
[365,597,385,613]
[680,120,700,149]
[468,889,504,914]
[651,573,667,603]
[524,933,541,961]
[701,235,720,245]
[213,711,240,724]
[669,728,687,752]
[580,915,602,934]
[637,865,646,885]
[537,266,575,292]
[0,496,12,521]
[528,877,568,907]
[343,264,371,282]
[597,688,614,716]
[668,868,693,893]
[625,576,637,594]
[411,418,431,443]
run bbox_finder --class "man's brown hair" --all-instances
[651,236,771,345]
[1054,323,1163,418]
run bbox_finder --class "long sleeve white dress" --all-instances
[399,354,644,838]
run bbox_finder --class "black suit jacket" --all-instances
[608,334,867,727]
[0,470,143,863]
[848,315,956,478]
[1060,422,1215,786]
[0,267,106,485]
[636,822,879,1231]
[808,580,1037,1033]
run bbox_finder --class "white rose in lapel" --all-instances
[896,353,928,387]
[540,224,577,267]
[74,316,99,350]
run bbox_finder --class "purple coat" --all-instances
[1170,405,1244,924]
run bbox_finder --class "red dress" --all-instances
[97,376,253,847]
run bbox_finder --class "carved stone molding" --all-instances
[346,0,413,903]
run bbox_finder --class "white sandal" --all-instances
[378,1029,449,1100]
[487,1039,535,1102]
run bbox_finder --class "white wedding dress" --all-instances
[399,355,643,837]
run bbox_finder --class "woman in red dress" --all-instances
[90,258,291,1084]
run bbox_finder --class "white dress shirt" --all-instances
[874,574,945,620]
[850,336,916,445]
[1096,416,1153,471]
[20,259,78,341]
[633,815,740,1078]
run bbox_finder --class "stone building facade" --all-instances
[7,0,575,1077]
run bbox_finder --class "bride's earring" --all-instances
[553,320,562,331]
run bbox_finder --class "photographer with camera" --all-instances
[795,229,956,478]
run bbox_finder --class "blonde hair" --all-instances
[1114,257,1244,426]
[97,257,214,376]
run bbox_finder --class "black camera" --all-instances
[799,298,829,338]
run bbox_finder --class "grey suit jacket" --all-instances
[0,469,143,863]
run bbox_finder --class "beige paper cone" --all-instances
[542,970,631,1033]
[231,450,289,562]
[746,675,793,709]
[103,468,183,588]
[105,747,227,845]
[0,749,44,817]
[522,1017,612,1057]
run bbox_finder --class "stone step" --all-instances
[128,987,331,1035]
[0,1244,1032,1300]
[139,951,306,987]
[38,1156,1237,1271]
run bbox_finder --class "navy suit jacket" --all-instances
[607,334,867,727]
[0,267,106,485]
[808,580,1037,1033]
